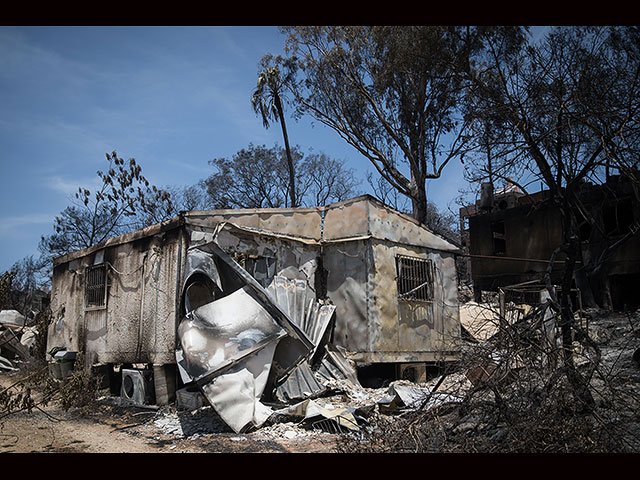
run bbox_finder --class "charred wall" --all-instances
[48,224,187,366]
[468,202,565,292]
[465,177,640,310]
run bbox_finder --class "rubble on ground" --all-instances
[336,303,640,453]
[3,299,639,451]
[0,309,39,372]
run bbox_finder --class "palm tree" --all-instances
[251,56,298,207]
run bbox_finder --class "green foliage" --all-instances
[252,55,299,207]
[251,55,298,130]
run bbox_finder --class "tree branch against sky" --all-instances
[39,152,174,260]
[278,26,484,225]
[460,25,640,409]
[462,26,640,193]
[202,143,360,210]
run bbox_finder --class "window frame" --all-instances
[85,263,108,310]
[491,220,506,255]
[395,254,435,304]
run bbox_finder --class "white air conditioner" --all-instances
[121,368,154,405]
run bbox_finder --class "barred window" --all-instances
[395,255,434,302]
[86,264,107,308]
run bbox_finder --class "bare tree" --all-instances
[460,26,640,409]
[135,184,208,227]
[39,151,173,260]
[297,152,361,207]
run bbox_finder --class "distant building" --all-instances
[460,173,640,311]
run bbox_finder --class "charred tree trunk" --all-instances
[410,171,428,226]
[274,95,297,208]
[553,201,596,411]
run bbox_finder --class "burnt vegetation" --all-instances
[0,308,101,422]
[337,300,640,453]
[2,26,640,453]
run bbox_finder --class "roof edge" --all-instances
[53,215,185,266]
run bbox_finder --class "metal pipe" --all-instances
[460,253,582,264]
[135,251,149,361]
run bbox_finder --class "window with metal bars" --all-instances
[395,254,434,303]
[85,264,107,308]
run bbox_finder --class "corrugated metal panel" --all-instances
[266,275,341,401]
[266,276,335,356]
[315,344,361,387]
[275,362,326,402]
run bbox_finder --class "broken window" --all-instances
[603,198,634,237]
[85,264,107,308]
[395,254,434,303]
[234,255,276,288]
[491,220,506,255]
[573,208,592,241]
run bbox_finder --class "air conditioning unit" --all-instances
[121,368,155,405]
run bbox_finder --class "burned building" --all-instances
[46,195,461,431]
[460,175,640,311]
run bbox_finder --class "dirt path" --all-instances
[0,403,340,453]
[0,409,159,453]
[0,372,341,453]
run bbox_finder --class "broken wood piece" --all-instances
[0,329,35,363]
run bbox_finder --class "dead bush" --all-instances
[48,353,100,411]
[1,351,100,422]
[338,303,640,453]
[32,307,52,365]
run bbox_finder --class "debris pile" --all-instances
[152,406,230,437]
[175,243,359,434]
[113,245,640,451]
[0,309,38,372]
[336,301,640,453]
[147,375,467,444]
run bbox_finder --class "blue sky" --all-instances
[0,25,476,273]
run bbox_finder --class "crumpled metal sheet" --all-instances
[177,286,285,381]
[273,361,327,403]
[273,398,361,432]
[0,310,28,330]
[200,342,279,433]
[314,344,361,387]
[378,383,462,412]
[266,276,336,355]
[265,275,340,402]
[0,355,18,372]
[175,242,314,433]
